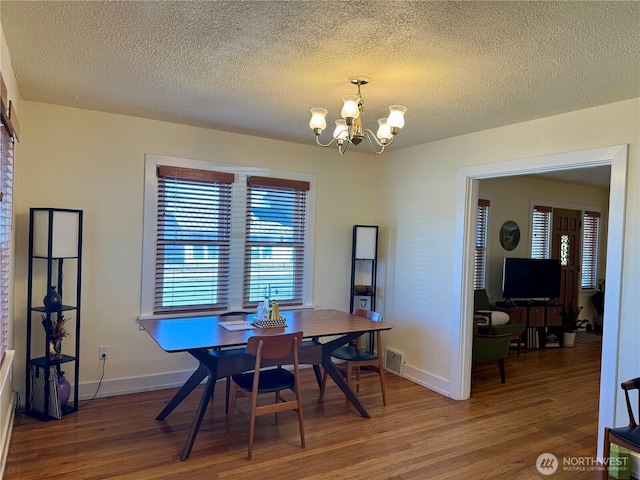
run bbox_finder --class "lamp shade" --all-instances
[387,105,407,129]
[376,118,392,142]
[33,209,80,258]
[333,119,348,140]
[309,107,328,131]
[341,95,360,120]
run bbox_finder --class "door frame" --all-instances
[449,144,628,458]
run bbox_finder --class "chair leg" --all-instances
[293,385,306,449]
[225,376,231,413]
[378,359,387,406]
[226,382,238,435]
[247,389,259,460]
[499,358,506,384]
[602,429,611,480]
[319,369,327,401]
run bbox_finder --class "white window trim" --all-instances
[139,154,316,320]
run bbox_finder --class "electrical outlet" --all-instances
[99,346,109,360]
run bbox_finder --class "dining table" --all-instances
[138,308,392,460]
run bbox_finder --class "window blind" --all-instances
[0,115,14,366]
[154,166,234,314]
[243,176,309,307]
[581,211,600,289]
[531,205,552,259]
[474,199,490,290]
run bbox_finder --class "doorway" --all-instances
[449,144,628,457]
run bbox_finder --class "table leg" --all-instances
[156,362,209,420]
[181,373,216,461]
[321,334,371,418]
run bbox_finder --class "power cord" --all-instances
[77,355,106,408]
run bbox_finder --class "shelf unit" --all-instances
[349,225,378,314]
[502,301,563,349]
[26,208,83,420]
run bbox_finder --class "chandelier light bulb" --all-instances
[341,95,360,123]
[309,107,328,133]
[376,118,392,143]
[333,119,349,143]
[387,105,407,130]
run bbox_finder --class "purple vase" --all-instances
[57,371,71,409]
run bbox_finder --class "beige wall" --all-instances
[479,175,610,323]
[12,102,383,395]
[378,98,639,396]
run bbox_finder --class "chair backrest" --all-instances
[622,377,640,427]
[352,308,383,323]
[474,289,491,311]
[247,332,303,360]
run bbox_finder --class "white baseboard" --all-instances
[75,364,317,402]
[401,363,450,397]
[76,369,199,401]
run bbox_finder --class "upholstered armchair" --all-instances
[472,324,512,383]
[473,289,526,356]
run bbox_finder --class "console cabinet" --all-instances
[498,302,563,348]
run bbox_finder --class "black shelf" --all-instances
[26,208,83,421]
[349,225,378,313]
[31,305,77,313]
[28,354,76,367]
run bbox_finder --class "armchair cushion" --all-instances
[475,310,510,326]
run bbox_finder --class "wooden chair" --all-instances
[217,311,251,413]
[319,309,386,414]
[226,332,305,460]
[602,377,640,479]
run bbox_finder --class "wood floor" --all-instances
[6,340,604,479]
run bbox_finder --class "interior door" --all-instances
[551,208,581,308]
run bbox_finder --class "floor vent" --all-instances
[385,347,404,375]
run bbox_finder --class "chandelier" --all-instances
[309,77,407,155]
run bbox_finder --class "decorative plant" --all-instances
[42,314,70,357]
[562,303,584,332]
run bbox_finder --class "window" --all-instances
[582,211,600,289]
[153,166,234,314]
[531,205,552,259]
[474,199,489,290]
[141,156,315,317]
[244,176,309,307]
[0,112,14,367]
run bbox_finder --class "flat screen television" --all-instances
[501,257,561,301]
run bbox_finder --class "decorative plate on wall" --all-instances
[500,220,520,251]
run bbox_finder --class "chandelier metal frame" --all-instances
[309,77,407,155]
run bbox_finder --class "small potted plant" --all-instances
[562,303,584,347]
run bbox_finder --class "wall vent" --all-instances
[385,347,404,375]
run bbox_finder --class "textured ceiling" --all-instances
[1,1,639,155]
